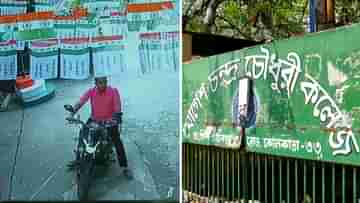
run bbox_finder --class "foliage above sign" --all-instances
[182,23,360,166]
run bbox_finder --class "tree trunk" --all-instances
[203,0,217,33]
[326,0,335,24]
[316,0,335,31]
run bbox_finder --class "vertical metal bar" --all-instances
[322,164,325,203]
[182,144,184,191]
[272,158,275,203]
[207,147,210,197]
[227,150,230,200]
[187,144,190,192]
[332,164,335,203]
[221,149,225,198]
[192,145,195,193]
[295,160,298,203]
[204,148,207,197]
[354,167,357,203]
[304,161,307,203]
[202,147,206,196]
[199,146,202,196]
[258,155,261,201]
[184,144,187,190]
[313,164,316,203]
[184,144,187,191]
[251,153,254,201]
[243,153,249,203]
[238,151,241,201]
[209,147,216,196]
[214,149,217,197]
[193,145,196,194]
[217,150,220,197]
[280,159,282,203]
[232,151,235,201]
[342,166,345,203]
[265,155,268,203]
[224,150,229,200]
[287,159,290,203]
[219,149,222,198]
[195,145,198,194]
[243,152,248,203]
[309,0,317,32]
[353,167,356,202]
[189,145,193,192]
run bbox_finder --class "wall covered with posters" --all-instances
[182,23,360,166]
[0,0,179,80]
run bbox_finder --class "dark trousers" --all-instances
[108,126,128,167]
[81,119,128,168]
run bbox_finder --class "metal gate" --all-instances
[183,143,360,203]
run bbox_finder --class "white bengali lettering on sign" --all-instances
[301,73,359,156]
[263,138,300,152]
[247,136,261,148]
[279,52,302,97]
[208,59,242,92]
[329,128,360,156]
[301,74,343,128]
[245,47,270,80]
[183,82,211,136]
[245,47,302,97]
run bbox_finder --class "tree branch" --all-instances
[216,14,252,39]
[299,0,308,24]
[183,0,208,30]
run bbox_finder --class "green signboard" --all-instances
[182,23,360,165]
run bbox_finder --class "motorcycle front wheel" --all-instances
[76,148,95,200]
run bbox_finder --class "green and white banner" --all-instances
[138,31,178,74]
[99,15,127,37]
[127,12,161,32]
[60,40,90,79]
[0,1,27,16]
[92,36,126,76]
[30,40,59,79]
[0,40,17,80]
[55,22,77,39]
[183,23,360,166]
[81,0,124,17]
[55,19,97,40]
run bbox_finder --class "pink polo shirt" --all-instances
[78,86,121,121]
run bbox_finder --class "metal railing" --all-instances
[183,143,360,203]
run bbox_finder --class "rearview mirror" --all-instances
[64,104,75,113]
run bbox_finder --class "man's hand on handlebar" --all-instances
[110,119,119,126]
[112,112,122,125]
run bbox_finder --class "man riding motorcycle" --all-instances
[68,76,132,178]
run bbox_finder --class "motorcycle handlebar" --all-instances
[65,104,122,129]
[65,117,85,126]
[66,117,118,129]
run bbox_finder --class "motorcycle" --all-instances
[64,104,121,200]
